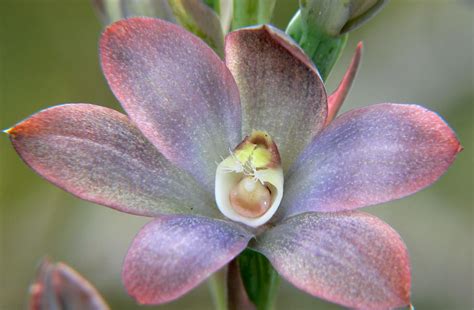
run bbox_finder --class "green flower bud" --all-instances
[92,0,225,57]
[299,0,388,36]
[286,0,387,80]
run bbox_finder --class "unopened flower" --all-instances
[29,259,109,310]
[298,0,389,36]
[92,0,227,56]
[7,18,460,309]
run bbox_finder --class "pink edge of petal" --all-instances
[127,243,249,305]
[258,212,411,310]
[122,216,252,305]
[7,104,156,218]
[280,103,462,218]
[224,24,328,169]
[326,42,363,126]
[54,262,110,309]
[99,17,242,192]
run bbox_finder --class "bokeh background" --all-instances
[1,1,472,309]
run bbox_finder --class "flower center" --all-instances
[215,131,283,227]
[229,176,272,218]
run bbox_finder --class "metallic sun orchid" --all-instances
[7,17,461,309]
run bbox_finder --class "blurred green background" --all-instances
[1,1,472,309]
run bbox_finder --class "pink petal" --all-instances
[326,42,363,126]
[256,212,411,310]
[100,18,241,192]
[279,104,461,218]
[225,25,327,170]
[123,215,252,304]
[30,259,109,310]
[8,104,215,217]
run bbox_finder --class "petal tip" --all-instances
[3,126,14,136]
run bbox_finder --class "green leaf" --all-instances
[286,10,348,81]
[231,0,276,30]
[237,248,280,310]
[168,0,225,57]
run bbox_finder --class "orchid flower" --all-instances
[7,18,461,309]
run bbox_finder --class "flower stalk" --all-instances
[237,249,280,310]
[208,268,228,310]
[286,11,348,80]
[286,0,387,80]
[231,0,276,30]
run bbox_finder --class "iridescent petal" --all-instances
[279,104,461,218]
[123,215,252,304]
[100,18,241,191]
[255,212,411,310]
[225,25,327,170]
[326,42,363,125]
[30,259,109,310]
[7,104,215,217]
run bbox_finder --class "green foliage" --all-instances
[237,249,280,310]
[286,11,347,80]
[232,0,276,30]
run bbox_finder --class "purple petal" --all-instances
[30,259,109,310]
[123,215,252,304]
[100,18,241,191]
[225,25,327,170]
[279,104,461,218]
[8,104,215,217]
[255,212,411,310]
[326,42,363,125]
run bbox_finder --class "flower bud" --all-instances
[299,0,388,36]
[29,259,109,310]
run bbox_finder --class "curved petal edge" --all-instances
[280,103,462,218]
[123,215,253,304]
[225,24,327,170]
[7,104,215,217]
[255,212,411,310]
[100,17,242,191]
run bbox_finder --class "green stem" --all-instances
[231,0,276,30]
[237,249,280,310]
[208,268,227,310]
[286,11,348,81]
